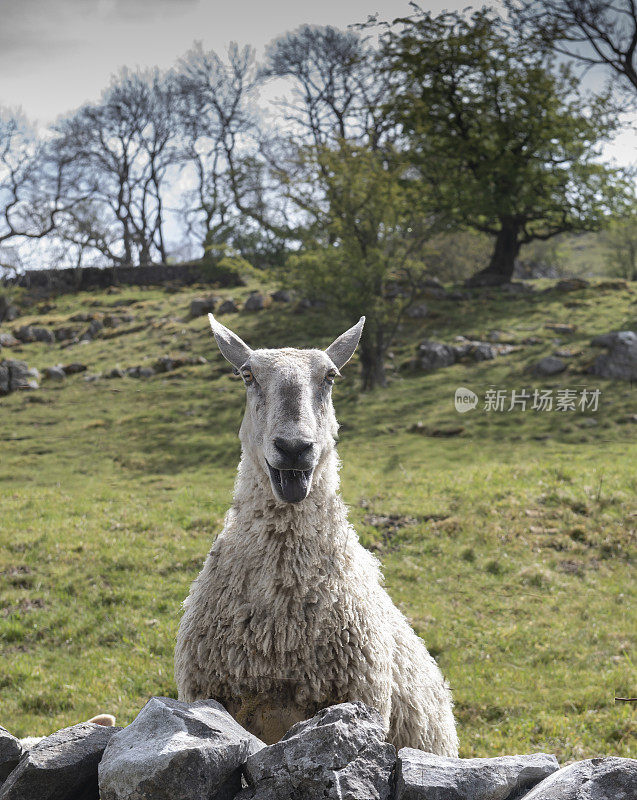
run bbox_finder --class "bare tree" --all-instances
[174,42,262,257]
[52,68,183,266]
[0,109,69,275]
[261,24,391,148]
[507,0,637,95]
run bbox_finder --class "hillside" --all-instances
[0,278,635,760]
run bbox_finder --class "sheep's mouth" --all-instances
[266,462,314,504]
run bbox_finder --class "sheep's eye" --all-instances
[241,368,254,385]
[326,368,337,384]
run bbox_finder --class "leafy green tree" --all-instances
[603,211,637,279]
[382,8,625,285]
[288,143,433,390]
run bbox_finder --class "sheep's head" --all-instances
[208,313,364,504]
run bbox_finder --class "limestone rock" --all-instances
[244,292,265,312]
[588,331,637,381]
[473,342,496,361]
[416,341,456,372]
[217,298,238,314]
[54,327,78,342]
[62,363,88,375]
[0,297,19,323]
[0,360,39,395]
[395,748,559,800]
[0,722,118,800]
[0,727,25,786]
[0,333,19,348]
[238,702,395,800]
[98,696,264,800]
[81,319,104,341]
[43,366,66,381]
[14,326,54,344]
[190,297,217,317]
[533,356,567,376]
[522,757,636,800]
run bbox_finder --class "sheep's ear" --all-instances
[208,313,253,369]
[325,316,365,370]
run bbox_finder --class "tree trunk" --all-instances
[359,327,387,391]
[466,221,521,286]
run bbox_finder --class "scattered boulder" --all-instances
[533,356,567,376]
[244,292,265,312]
[53,327,78,343]
[406,303,429,319]
[0,333,19,348]
[80,319,104,341]
[453,338,517,362]
[395,749,559,800]
[189,297,217,317]
[591,332,618,348]
[126,365,155,378]
[217,298,238,315]
[271,289,293,303]
[0,297,19,323]
[98,696,264,800]
[0,360,39,395]
[238,702,395,800]
[62,363,88,375]
[0,722,118,800]
[473,342,496,361]
[69,312,95,322]
[554,349,581,359]
[555,278,589,292]
[43,366,66,382]
[105,367,126,379]
[588,331,637,381]
[0,727,25,785]
[154,356,177,373]
[153,355,207,373]
[522,757,636,800]
[13,326,54,344]
[416,341,456,372]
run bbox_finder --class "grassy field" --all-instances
[0,277,635,761]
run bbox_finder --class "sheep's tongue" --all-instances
[279,469,310,503]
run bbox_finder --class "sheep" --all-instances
[174,314,458,754]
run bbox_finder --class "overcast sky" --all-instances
[0,0,634,165]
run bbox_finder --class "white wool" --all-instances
[174,343,458,755]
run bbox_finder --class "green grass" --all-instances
[0,278,635,760]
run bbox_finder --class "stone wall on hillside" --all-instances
[5,262,244,294]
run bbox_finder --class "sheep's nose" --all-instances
[273,437,314,466]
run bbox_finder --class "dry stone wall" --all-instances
[0,700,634,800]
